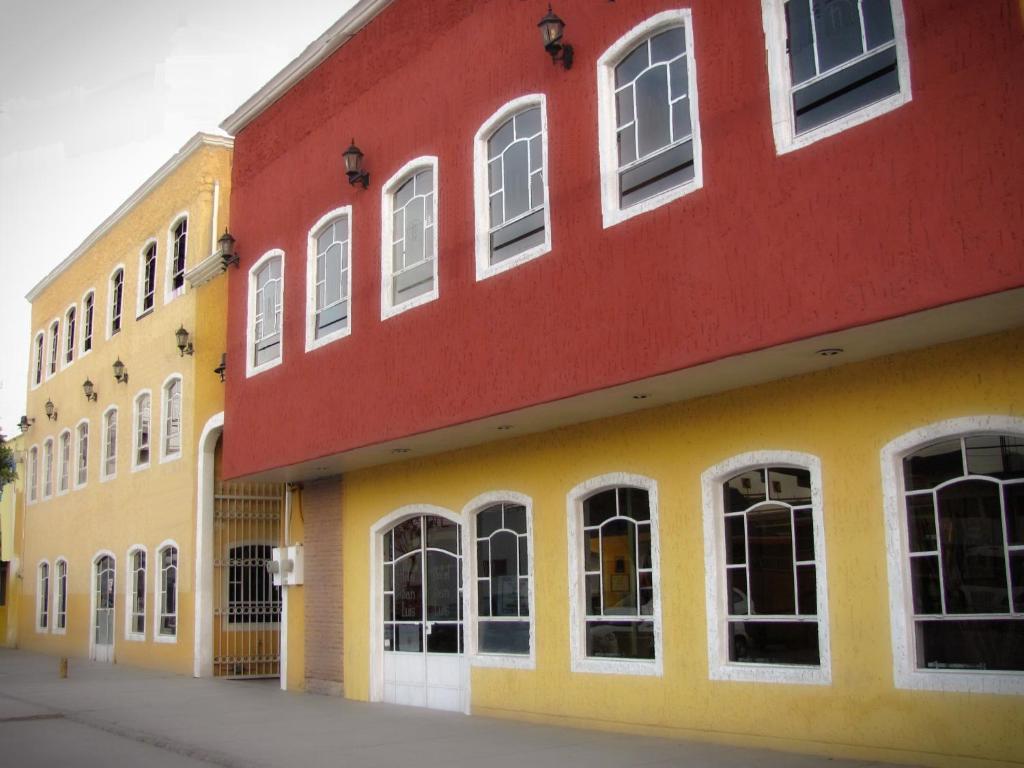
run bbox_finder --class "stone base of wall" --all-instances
[305,678,344,697]
[302,476,344,695]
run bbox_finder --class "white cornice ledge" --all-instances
[185,251,226,289]
[219,0,393,136]
[26,132,234,302]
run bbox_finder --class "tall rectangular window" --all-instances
[55,560,68,631]
[140,243,157,314]
[110,269,124,336]
[33,332,44,386]
[28,446,38,503]
[103,408,117,479]
[248,251,284,376]
[64,307,76,364]
[48,321,59,376]
[58,431,71,493]
[475,502,532,657]
[308,211,352,348]
[43,439,54,499]
[380,157,439,319]
[171,218,187,293]
[76,422,89,487]
[82,291,94,353]
[129,549,146,638]
[135,393,151,467]
[158,545,178,638]
[37,562,50,631]
[163,378,181,458]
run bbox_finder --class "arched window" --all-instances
[37,561,50,631]
[102,407,118,480]
[247,250,284,376]
[380,157,438,319]
[306,208,352,350]
[58,430,71,494]
[54,559,68,632]
[133,392,151,468]
[42,438,54,499]
[81,290,95,354]
[139,242,157,315]
[109,267,125,336]
[883,422,1024,694]
[162,376,182,460]
[75,420,89,488]
[474,95,550,280]
[568,474,662,675]
[32,331,44,387]
[48,319,60,377]
[157,543,178,639]
[28,445,39,503]
[64,305,76,365]
[597,10,702,226]
[126,546,147,640]
[168,216,188,299]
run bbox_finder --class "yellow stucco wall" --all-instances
[340,328,1023,768]
[286,485,306,691]
[18,137,231,675]
[0,433,26,647]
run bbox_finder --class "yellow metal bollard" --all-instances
[59,657,68,679]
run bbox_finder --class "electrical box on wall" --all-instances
[268,544,304,586]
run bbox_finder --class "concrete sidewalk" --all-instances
[0,649,906,768]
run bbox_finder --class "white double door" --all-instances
[381,514,467,712]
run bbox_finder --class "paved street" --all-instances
[0,649,906,768]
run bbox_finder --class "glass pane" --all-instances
[615,40,648,88]
[426,551,459,621]
[637,525,652,569]
[862,0,895,49]
[383,531,393,562]
[529,136,542,172]
[797,565,817,615]
[504,504,526,534]
[786,0,817,84]
[488,158,502,194]
[395,177,414,209]
[530,173,543,210]
[489,118,514,159]
[478,580,490,616]
[907,495,937,552]
[1006,484,1024,546]
[584,489,617,527]
[965,435,1024,480]
[425,516,459,553]
[616,86,634,128]
[514,107,540,138]
[384,624,394,650]
[638,570,653,616]
[395,623,423,652]
[403,196,425,264]
[383,563,393,591]
[937,480,1008,614]
[478,505,502,537]
[601,518,637,615]
[586,574,602,615]
[518,578,529,616]
[383,594,394,621]
[489,531,519,617]
[728,621,819,665]
[393,518,421,557]
[503,141,531,220]
[915,619,1024,671]
[728,568,748,616]
[479,620,530,654]
[793,508,814,562]
[476,540,489,578]
[586,620,654,659]
[725,516,746,565]
[747,506,796,615]
[619,487,650,521]
[725,469,766,512]
[414,168,433,196]
[489,193,504,227]
[650,26,685,64]
[769,467,812,504]
[671,96,691,142]
[518,536,528,576]
[634,65,672,158]
[584,530,600,571]
[393,553,422,621]
[617,124,637,167]
[904,439,963,491]
[1010,552,1024,613]
[426,623,460,653]
[813,0,864,72]
[910,556,942,615]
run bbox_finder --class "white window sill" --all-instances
[602,178,702,230]
[476,241,551,282]
[471,653,536,670]
[894,668,1024,697]
[125,632,146,643]
[246,355,283,379]
[154,632,178,644]
[52,627,67,636]
[775,90,912,156]
[380,287,439,321]
[571,657,663,677]
[305,324,351,354]
[159,451,182,466]
[131,461,150,473]
[710,661,830,686]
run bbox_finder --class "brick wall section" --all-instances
[302,476,344,696]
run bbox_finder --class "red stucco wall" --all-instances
[224,0,1024,478]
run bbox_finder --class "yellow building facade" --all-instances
[1,432,26,647]
[18,134,232,675]
[328,328,1023,768]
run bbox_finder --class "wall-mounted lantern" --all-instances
[83,379,98,402]
[18,415,34,432]
[113,358,129,384]
[538,5,574,69]
[343,140,370,189]
[219,230,239,270]
[44,399,58,421]
[213,353,227,383]
[175,325,195,357]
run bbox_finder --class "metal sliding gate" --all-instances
[213,480,284,679]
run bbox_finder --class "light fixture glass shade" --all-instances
[45,399,55,418]
[83,379,95,399]
[343,140,364,176]
[218,230,236,257]
[113,358,125,382]
[538,7,565,49]
[175,325,190,353]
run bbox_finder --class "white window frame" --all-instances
[36,559,50,632]
[101,405,118,482]
[246,249,285,378]
[132,390,152,471]
[380,156,440,320]
[27,445,39,504]
[701,450,832,685]
[155,540,179,642]
[125,545,147,641]
[761,0,912,155]
[74,419,89,490]
[53,557,68,634]
[160,374,183,463]
[881,415,1024,696]
[80,288,95,357]
[31,330,44,389]
[566,473,663,676]
[305,206,354,352]
[462,491,537,670]
[137,239,158,318]
[107,264,126,339]
[42,437,54,500]
[62,303,77,369]
[46,318,60,379]
[473,95,552,281]
[165,213,189,304]
[57,429,72,495]
[596,9,704,229]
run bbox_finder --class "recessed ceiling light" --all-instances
[391,448,411,454]
[815,348,844,357]
[315,466,328,471]
[632,393,650,400]
[496,425,514,431]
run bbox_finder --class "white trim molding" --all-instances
[461,491,537,670]
[566,472,664,677]
[473,94,552,281]
[881,415,1024,696]
[380,156,440,320]
[701,450,832,686]
[596,9,704,229]
[305,205,354,352]
[194,412,224,677]
[761,0,912,155]
[246,248,286,378]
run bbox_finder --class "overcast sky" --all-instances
[0,0,357,437]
